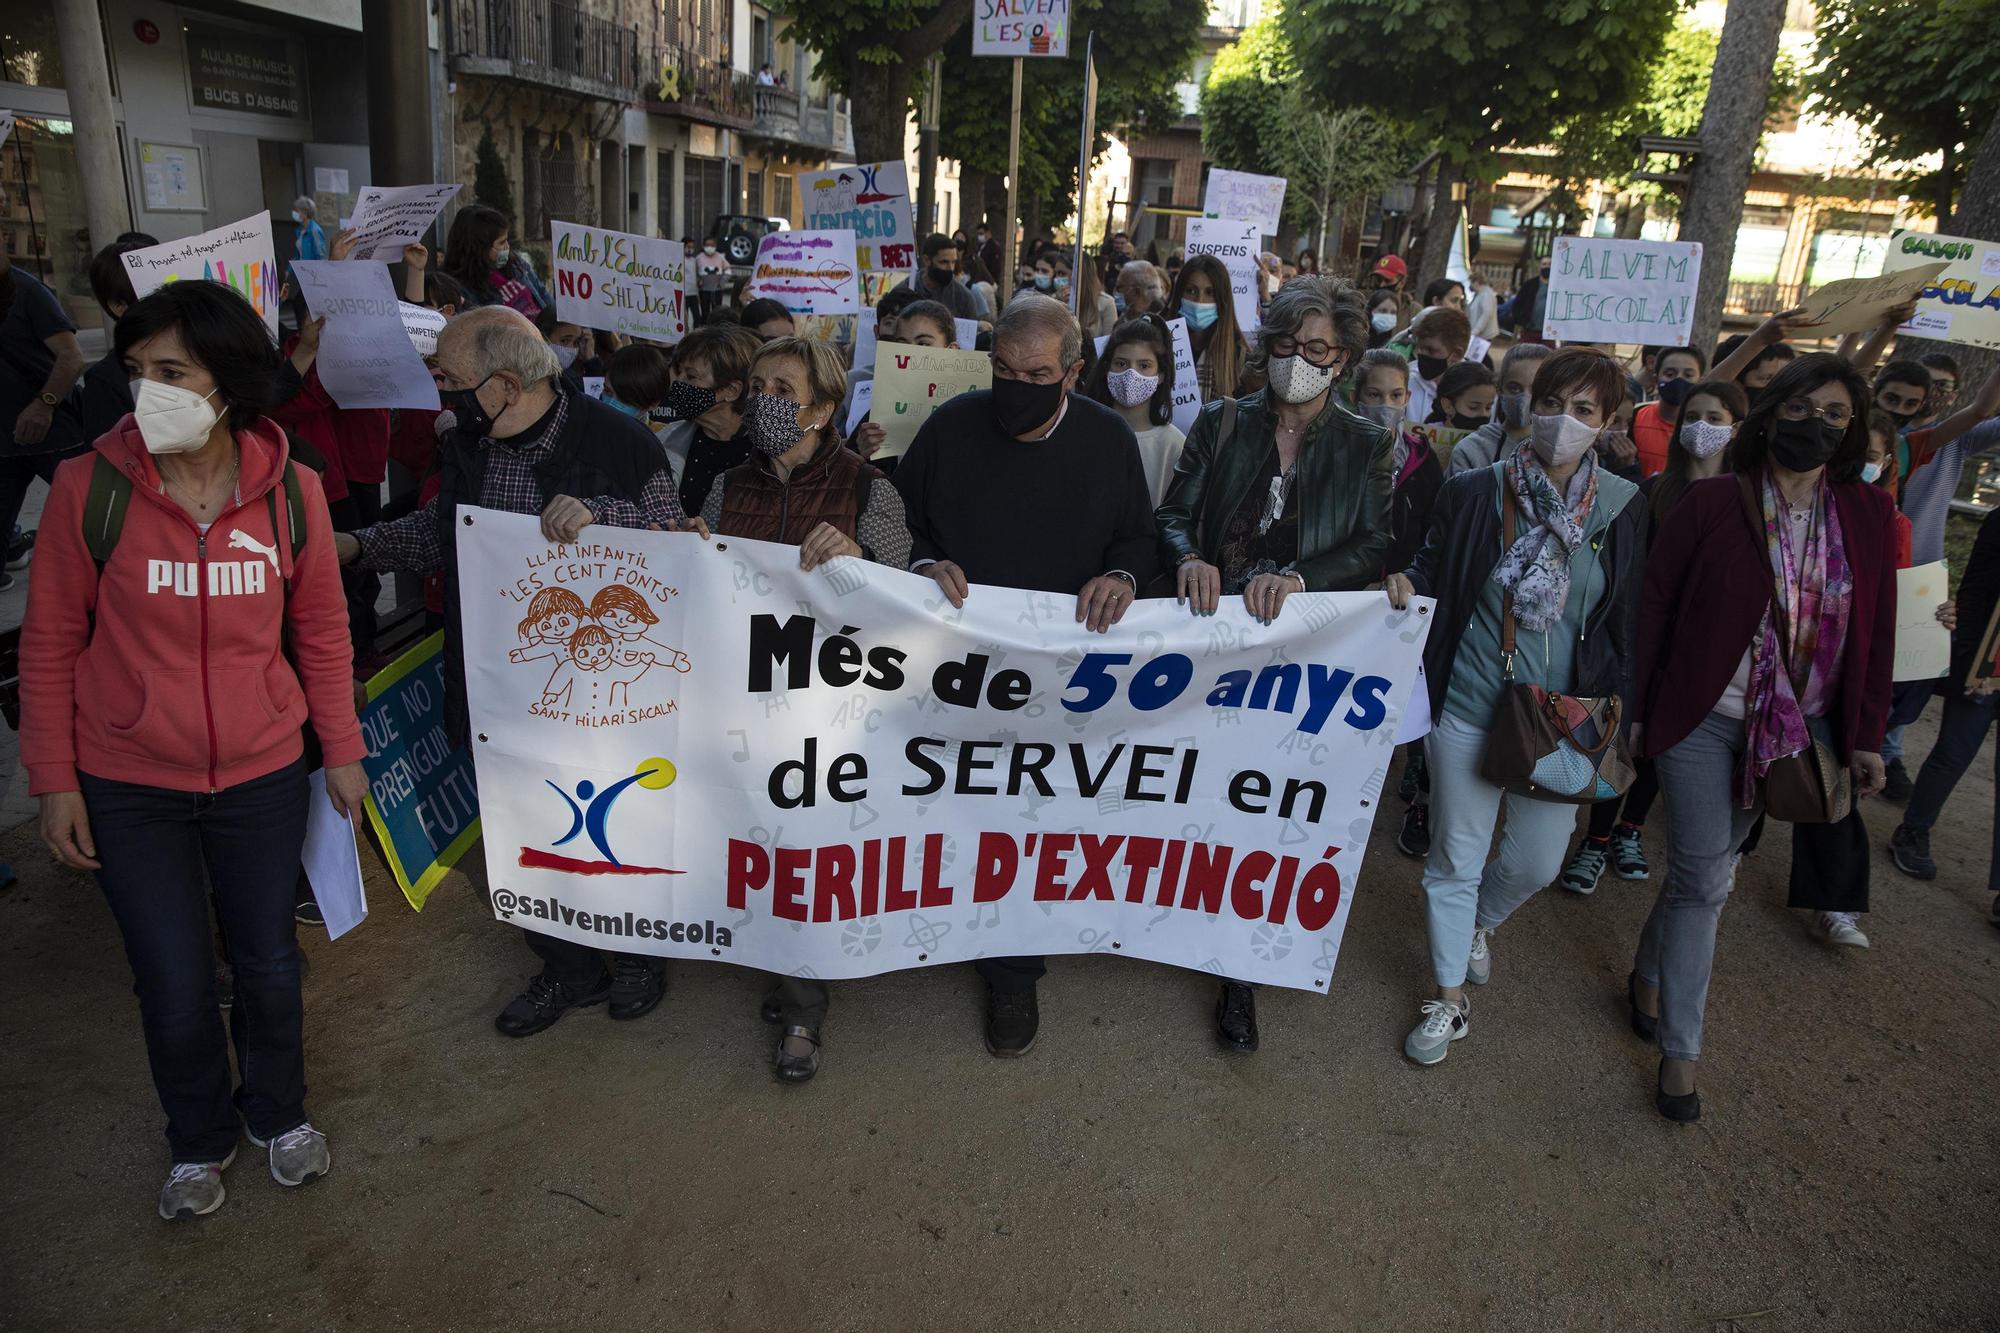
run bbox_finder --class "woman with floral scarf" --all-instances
[1628,353,1897,1123]
[1386,350,1644,1069]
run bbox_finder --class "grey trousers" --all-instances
[766,974,829,1027]
[1633,711,1763,1061]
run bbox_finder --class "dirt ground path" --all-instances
[4,711,1997,1332]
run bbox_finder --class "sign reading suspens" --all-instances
[1542,236,1702,345]
[458,510,1430,992]
[1183,217,1263,334]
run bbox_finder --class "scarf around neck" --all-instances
[1493,449,1599,632]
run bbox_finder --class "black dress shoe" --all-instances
[607,956,666,1021]
[1627,972,1658,1043]
[494,971,611,1037]
[984,986,1039,1057]
[774,1025,821,1082]
[760,993,783,1024]
[1215,981,1259,1052]
[1655,1060,1701,1123]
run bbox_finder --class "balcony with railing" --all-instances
[450,0,640,102]
[751,86,854,158]
[643,44,755,129]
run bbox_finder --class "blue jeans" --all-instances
[80,758,312,1163]
[1880,680,1937,764]
[1902,690,2000,893]
[1421,711,1579,988]
[1633,712,1763,1061]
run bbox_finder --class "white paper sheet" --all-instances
[1894,560,1951,682]
[305,770,367,941]
[292,260,441,410]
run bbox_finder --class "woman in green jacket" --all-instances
[1153,274,1396,1053]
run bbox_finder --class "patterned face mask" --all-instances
[1106,367,1159,407]
[745,391,809,456]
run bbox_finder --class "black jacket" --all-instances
[1949,507,2000,694]
[434,388,670,744]
[1402,462,1644,720]
[1384,445,1444,580]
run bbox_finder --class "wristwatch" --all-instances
[38,391,58,407]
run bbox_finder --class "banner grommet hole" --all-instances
[715,541,728,551]
[477,732,488,742]
[463,514,473,525]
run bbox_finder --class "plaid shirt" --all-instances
[357,386,683,574]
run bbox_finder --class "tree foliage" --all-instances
[1283,0,1677,166]
[473,129,514,221]
[1546,18,1800,204]
[936,0,1206,231]
[1808,0,2000,222]
[1201,17,1408,240]
[772,0,973,163]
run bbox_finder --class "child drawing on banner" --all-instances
[508,587,592,696]
[545,623,663,710]
[591,586,691,676]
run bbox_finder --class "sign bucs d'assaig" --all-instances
[459,509,1430,992]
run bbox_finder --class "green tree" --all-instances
[1202,17,1408,252]
[1808,0,2000,224]
[472,128,514,221]
[771,0,972,164]
[936,0,1206,236]
[1284,0,1677,288]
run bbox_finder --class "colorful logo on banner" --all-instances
[522,758,682,875]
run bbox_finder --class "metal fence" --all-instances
[451,0,639,100]
[647,43,753,124]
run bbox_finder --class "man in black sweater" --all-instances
[893,293,1159,1057]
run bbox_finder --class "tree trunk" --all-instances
[1678,0,1788,355]
[961,173,987,236]
[1897,105,2000,409]
[1615,195,1648,239]
[1936,140,1956,229]
[1416,155,1459,294]
[848,56,915,165]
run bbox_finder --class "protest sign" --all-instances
[1203,168,1287,238]
[1095,316,1200,435]
[1894,561,1951,682]
[1542,236,1701,345]
[121,212,282,337]
[1798,262,1951,337]
[582,376,605,400]
[291,260,440,410]
[956,317,980,348]
[871,344,991,460]
[746,229,861,315]
[553,222,689,342]
[806,162,916,274]
[852,307,878,377]
[458,511,1430,991]
[1885,229,2000,352]
[399,301,445,356]
[1183,217,1263,333]
[973,0,1070,56]
[361,633,481,910]
[1413,423,1473,461]
[844,379,875,437]
[0,111,13,150]
[343,183,461,261]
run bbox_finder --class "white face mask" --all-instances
[1861,461,1884,484]
[551,343,580,371]
[131,379,221,455]
[1370,312,1396,333]
[493,246,511,267]
[290,210,304,224]
[1267,353,1336,405]
[1106,366,1158,407]
[1358,401,1405,433]
[1680,418,1734,460]
[1528,412,1598,468]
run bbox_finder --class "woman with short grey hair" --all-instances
[1116,261,1167,318]
[1154,273,1396,1053]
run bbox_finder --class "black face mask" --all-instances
[440,375,497,437]
[992,374,1066,437]
[1415,353,1448,382]
[664,379,718,421]
[1769,416,1842,472]
[928,266,955,288]
[1657,377,1695,408]
[1449,412,1489,431]
[1883,404,1919,428]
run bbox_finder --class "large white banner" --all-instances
[458,510,1430,992]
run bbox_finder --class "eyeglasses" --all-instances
[1779,397,1853,428]
[1271,336,1338,366]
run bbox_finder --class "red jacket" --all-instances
[269,342,391,499]
[1634,472,1898,764]
[21,418,366,794]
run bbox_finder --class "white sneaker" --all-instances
[1466,927,1494,985]
[1813,911,1870,948]
[247,1123,330,1186]
[158,1146,235,1221]
[1404,997,1470,1065]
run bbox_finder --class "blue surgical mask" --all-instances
[1033,273,1054,292]
[1861,461,1884,484]
[1054,275,1070,291]
[1182,300,1218,331]
[290,210,304,224]
[603,394,645,419]
[493,246,511,268]
[550,343,580,371]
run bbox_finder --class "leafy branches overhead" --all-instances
[1808,0,2000,221]
[936,0,1206,227]
[1283,0,1677,164]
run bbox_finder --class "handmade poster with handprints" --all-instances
[490,535,696,729]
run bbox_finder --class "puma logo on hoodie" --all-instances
[148,528,277,598]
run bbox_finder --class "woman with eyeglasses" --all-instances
[1155,275,1396,1054]
[1627,353,1898,1123]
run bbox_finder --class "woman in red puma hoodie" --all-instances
[20,280,367,1221]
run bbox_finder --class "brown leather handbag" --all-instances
[1735,475,1853,825]
[1479,486,1636,803]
